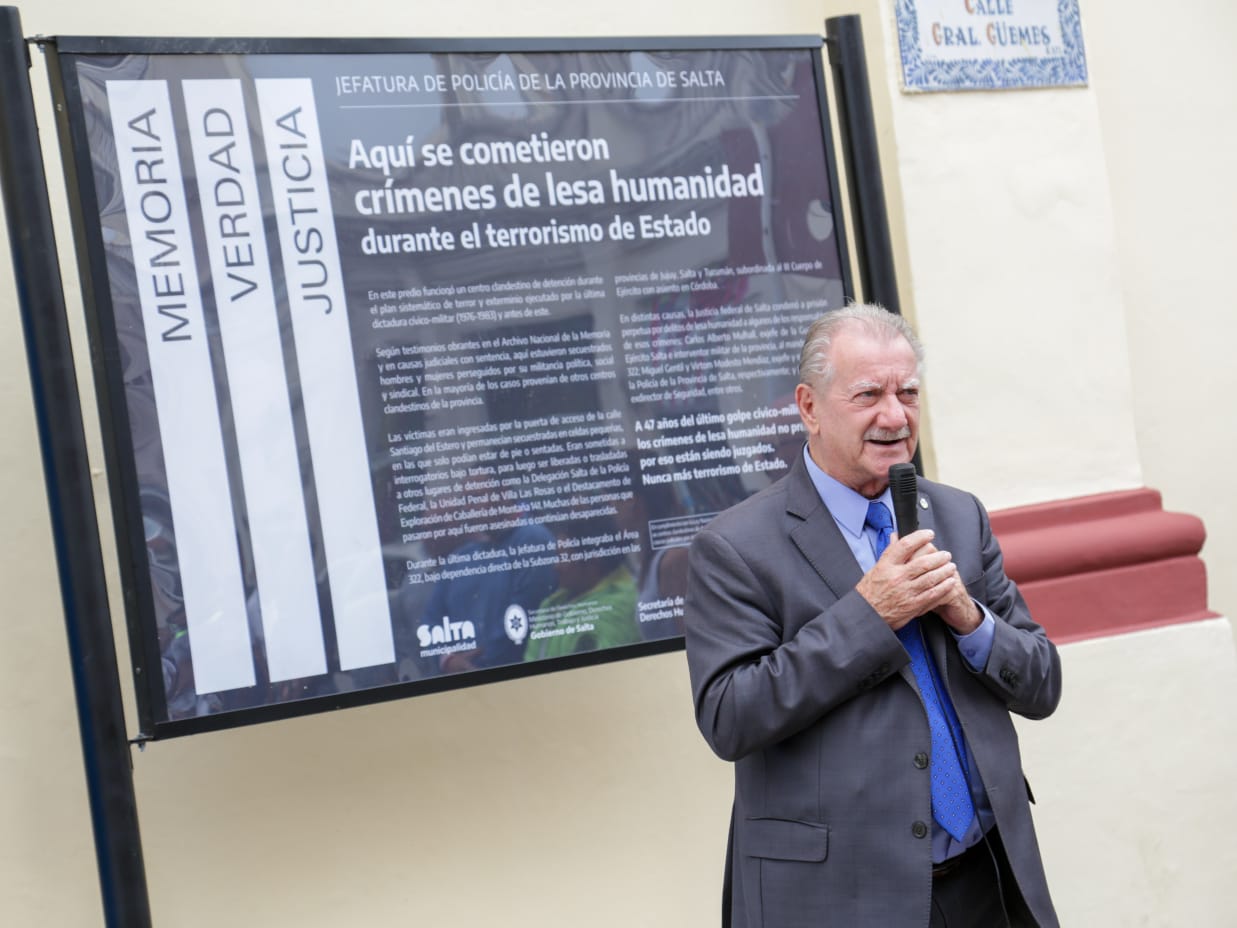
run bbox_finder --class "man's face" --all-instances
[795,325,920,498]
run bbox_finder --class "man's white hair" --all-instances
[798,303,925,387]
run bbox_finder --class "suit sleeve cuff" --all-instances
[951,603,996,671]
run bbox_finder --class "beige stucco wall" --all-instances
[2,0,1235,925]
[1019,618,1237,928]
[1082,0,1237,635]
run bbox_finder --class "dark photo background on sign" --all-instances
[62,42,848,728]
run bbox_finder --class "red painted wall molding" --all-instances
[989,488,1213,643]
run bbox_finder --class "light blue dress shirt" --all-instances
[802,446,996,861]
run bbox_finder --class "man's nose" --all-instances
[875,392,908,428]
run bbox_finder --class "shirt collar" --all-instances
[801,444,893,540]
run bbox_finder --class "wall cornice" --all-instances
[990,488,1213,643]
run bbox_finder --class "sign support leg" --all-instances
[0,8,153,926]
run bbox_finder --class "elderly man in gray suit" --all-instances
[684,304,1061,927]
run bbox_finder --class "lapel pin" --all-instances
[919,497,928,509]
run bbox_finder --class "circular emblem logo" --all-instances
[504,604,529,645]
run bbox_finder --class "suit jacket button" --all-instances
[912,821,929,839]
[913,752,929,769]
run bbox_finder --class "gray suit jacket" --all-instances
[684,455,1062,927]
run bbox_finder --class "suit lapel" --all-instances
[913,487,953,671]
[902,486,959,688]
[784,455,864,601]
[913,481,936,538]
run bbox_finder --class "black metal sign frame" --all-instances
[43,33,853,741]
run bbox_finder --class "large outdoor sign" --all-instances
[45,36,851,737]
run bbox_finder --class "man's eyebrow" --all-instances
[845,377,920,392]
[846,379,882,392]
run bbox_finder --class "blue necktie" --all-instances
[865,500,976,842]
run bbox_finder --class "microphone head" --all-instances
[888,463,919,536]
[889,462,917,489]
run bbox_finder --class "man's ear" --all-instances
[794,382,818,437]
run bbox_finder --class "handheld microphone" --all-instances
[888,463,919,538]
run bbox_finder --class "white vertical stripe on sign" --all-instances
[105,79,255,694]
[182,80,327,683]
[255,78,395,671]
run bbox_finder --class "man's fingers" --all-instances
[904,551,953,585]
[884,528,937,562]
[916,568,968,613]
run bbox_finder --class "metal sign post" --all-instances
[0,7,152,926]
